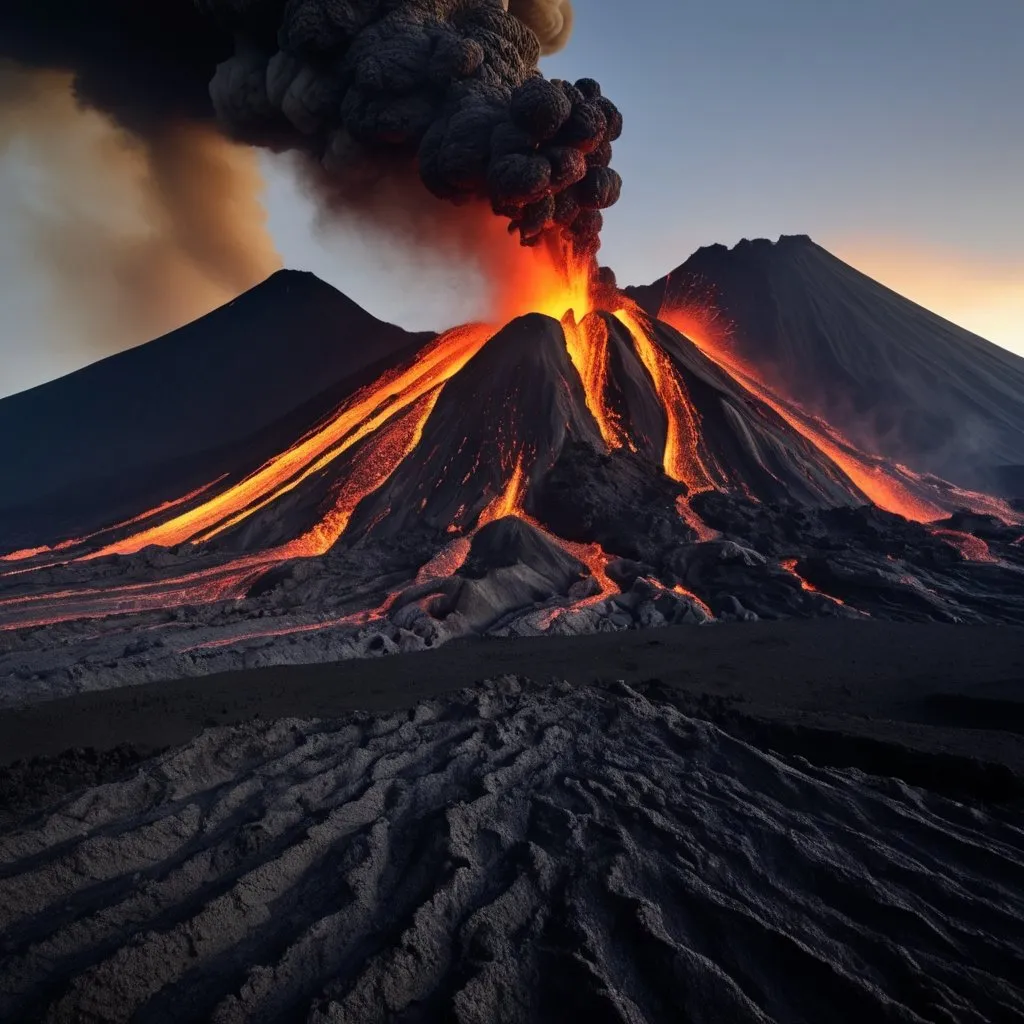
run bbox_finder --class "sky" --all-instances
[2,0,1023,395]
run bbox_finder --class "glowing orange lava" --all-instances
[614,305,719,494]
[930,528,997,564]
[671,583,715,619]
[562,312,631,450]
[475,447,618,608]
[780,558,847,606]
[477,451,530,527]
[662,305,946,523]
[81,323,494,559]
[0,476,227,564]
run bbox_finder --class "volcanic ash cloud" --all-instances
[1,0,623,261]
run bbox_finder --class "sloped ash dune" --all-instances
[2,679,1023,1023]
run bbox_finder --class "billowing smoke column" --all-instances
[1,0,622,261]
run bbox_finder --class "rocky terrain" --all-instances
[1,677,1022,1023]
[2,239,1024,708]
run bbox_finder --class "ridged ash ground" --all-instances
[2,679,1022,1022]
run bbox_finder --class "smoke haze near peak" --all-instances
[0,63,280,389]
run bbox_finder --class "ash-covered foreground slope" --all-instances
[629,235,1024,491]
[0,271,430,547]
[1,679,1022,1023]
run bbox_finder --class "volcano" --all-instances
[2,237,1024,704]
[629,234,1024,492]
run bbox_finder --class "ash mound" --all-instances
[2,679,1022,1023]
[629,235,1024,492]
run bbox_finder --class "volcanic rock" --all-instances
[2,680,1022,1023]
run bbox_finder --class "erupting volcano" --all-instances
[1,237,1024,702]
[6,6,1024,1023]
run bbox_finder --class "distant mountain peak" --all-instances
[689,234,816,262]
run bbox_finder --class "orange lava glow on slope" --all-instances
[662,305,946,523]
[283,389,442,557]
[614,306,718,493]
[562,313,631,450]
[79,323,493,559]
[0,477,228,565]
[780,558,847,606]
[476,448,618,606]
[930,528,997,563]
[477,451,530,527]
[672,583,715,619]
[0,560,272,631]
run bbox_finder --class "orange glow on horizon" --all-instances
[832,239,1024,358]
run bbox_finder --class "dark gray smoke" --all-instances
[1,0,622,261]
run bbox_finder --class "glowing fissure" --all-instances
[780,558,848,607]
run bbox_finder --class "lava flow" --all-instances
[0,248,1018,637]
[930,529,998,564]
[780,558,848,607]
[661,303,1024,528]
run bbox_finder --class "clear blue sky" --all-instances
[2,0,1023,395]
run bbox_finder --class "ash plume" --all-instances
[0,63,280,362]
[507,0,574,55]
[0,0,622,265]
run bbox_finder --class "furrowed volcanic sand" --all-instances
[1,678,1023,1023]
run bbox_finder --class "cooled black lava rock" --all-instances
[535,440,692,562]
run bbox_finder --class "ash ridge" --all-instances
[1,679,1023,1022]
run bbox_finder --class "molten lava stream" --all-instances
[562,313,631,450]
[929,528,997,564]
[614,306,719,492]
[0,562,271,631]
[0,476,229,567]
[611,305,722,542]
[479,449,619,609]
[661,306,949,523]
[0,381,448,634]
[779,558,849,608]
[69,323,494,560]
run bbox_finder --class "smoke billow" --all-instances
[508,0,574,55]
[0,0,622,265]
[0,62,280,363]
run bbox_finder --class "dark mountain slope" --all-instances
[629,235,1024,490]
[0,271,430,544]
